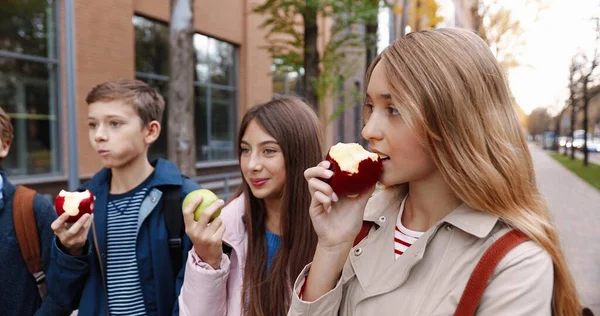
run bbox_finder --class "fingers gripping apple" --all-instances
[182,189,222,222]
[55,190,95,223]
[325,142,383,197]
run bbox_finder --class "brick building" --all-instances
[1,0,279,197]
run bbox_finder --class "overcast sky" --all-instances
[377,0,600,116]
[506,0,599,115]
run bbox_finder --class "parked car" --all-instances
[542,131,556,150]
[571,130,600,153]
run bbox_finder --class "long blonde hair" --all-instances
[367,28,580,315]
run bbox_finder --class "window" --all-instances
[0,0,61,176]
[272,58,304,96]
[133,16,238,163]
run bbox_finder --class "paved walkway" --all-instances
[530,143,600,313]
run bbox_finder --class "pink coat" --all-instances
[179,194,248,316]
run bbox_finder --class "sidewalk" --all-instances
[529,143,600,313]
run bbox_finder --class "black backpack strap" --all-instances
[222,243,233,258]
[162,185,184,276]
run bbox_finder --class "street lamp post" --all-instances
[64,0,79,190]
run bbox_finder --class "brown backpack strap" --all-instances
[353,221,373,247]
[13,185,47,299]
[454,230,529,316]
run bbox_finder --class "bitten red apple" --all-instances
[55,190,95,223]
[325,142,383,197]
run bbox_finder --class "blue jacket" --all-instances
[0,172,74,315]
[50,159,200,315]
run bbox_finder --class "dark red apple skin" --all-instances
[325,152,383,196]
[55,191,95,223]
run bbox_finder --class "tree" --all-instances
[253,0,320,112]
[527,107,550,137]
[578,17,600,166]
[253,0,379,121]
[407,0,444,31]
[568,55,583,160]
[388,0,442,35]
[167,0,196,175]
[364,0,380,69]
[553,104,567,153]
[471,0,546,74]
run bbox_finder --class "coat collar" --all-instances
[442,204,499,238]
[362,187,499,239]
[83,158,183,191]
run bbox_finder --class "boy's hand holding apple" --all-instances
[51,190,95,256]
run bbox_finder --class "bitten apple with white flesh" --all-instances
[325,142,383,197]
[55,190,95,223]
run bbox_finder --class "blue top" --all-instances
[266,230,282,271]
[0,172,75,316]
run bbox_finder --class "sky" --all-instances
[378,0,600,116]
[506,0,599,115]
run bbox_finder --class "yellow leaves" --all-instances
[393,0,444,31]
[392,2,403,15]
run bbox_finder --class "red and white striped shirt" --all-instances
[395,196,424,259]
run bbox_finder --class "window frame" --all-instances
[133,15,239,167]
[0,0,63,180]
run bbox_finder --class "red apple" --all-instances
[325,142,383,197]
[55,190,95,223]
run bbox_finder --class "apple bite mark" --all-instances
[325,143,383,197]
[55,190,95,223]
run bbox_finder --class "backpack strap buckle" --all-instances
[168,237,182,248]
[33,271,46,284]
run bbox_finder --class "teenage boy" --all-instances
[50,79,200,315]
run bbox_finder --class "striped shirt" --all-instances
[106,182,150,316]
[394,196,424,259]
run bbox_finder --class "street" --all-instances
[530,144,600,314]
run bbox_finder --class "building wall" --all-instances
[75,0,273,177]
[74,0,137,179]
[6,0,273,197]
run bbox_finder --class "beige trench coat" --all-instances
[288,189,554,316]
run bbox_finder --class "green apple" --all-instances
[182,189,222,222]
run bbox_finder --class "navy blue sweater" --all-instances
[0,172,74,315]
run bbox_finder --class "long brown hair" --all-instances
[366,28,580,315]
[236,96,322,316]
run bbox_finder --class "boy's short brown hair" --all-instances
[85,79,165,125]
[0,107,14,144]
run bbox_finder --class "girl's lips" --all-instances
[250,179,268,187]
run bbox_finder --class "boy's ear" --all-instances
[144,121,161,144]
[0,139,10,159]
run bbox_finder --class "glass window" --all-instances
[142,78,168,161]
[0,0,60,177]
[0,0,56,57]
[272,58,303,96]
[134,16,238,164]
[208,88,235,160]
[134,16,169,76]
